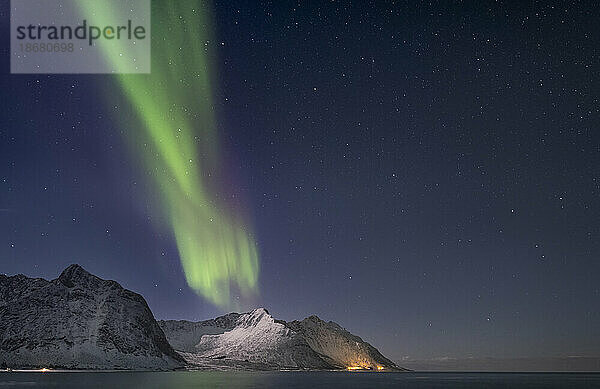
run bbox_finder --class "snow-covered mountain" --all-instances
[0,264,183,369]
[0,265,403,371]
[159,308,404,371]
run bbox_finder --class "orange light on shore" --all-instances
[40,368,49,372]
[346,365,385,371]
[346,366,364,371]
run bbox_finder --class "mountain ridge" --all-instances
[0,265,405,371]
[159,307,405,371]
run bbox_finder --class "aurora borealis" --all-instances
[83,0,259,308]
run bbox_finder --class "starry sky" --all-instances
[1,0,599,369]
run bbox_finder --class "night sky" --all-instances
[1,1,599,368]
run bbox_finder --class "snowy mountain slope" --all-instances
[157,312,241,353]
[0,264,184,369]
[160,308,403,370]
[161,309,331,369]
[192,308,332,369]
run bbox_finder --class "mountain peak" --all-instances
[251,307,270,315]
[57,264,95,288]
[61,263,87,274]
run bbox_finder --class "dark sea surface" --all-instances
[1,371,599,388]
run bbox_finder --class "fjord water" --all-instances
[1,371,599,388]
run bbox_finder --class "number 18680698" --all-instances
[19,42,74,53]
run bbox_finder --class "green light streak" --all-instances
[82,0,259,308]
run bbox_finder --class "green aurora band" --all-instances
[83,1,259,308]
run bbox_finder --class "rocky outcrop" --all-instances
[287,315,400,370]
